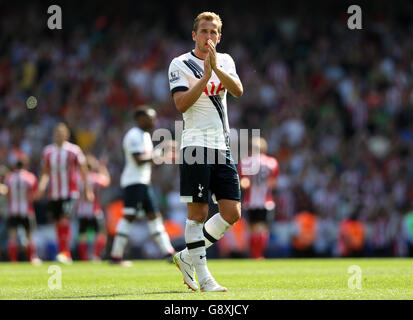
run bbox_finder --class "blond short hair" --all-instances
[193,12,222,33]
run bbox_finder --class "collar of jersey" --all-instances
[191,50,204,61]
[55,141,69,149]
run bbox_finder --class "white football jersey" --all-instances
[120,127,153,187]
[168,51,240,150]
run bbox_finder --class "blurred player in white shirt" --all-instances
[110,107,175,265]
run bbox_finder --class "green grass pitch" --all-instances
[0,258,412,300]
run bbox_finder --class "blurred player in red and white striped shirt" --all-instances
[36,123,93,264]
[76,154,110,261]
[2,156,42,265]
[239,137,280,259]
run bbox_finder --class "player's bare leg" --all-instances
[217,200,241,225]
[147,212,175,261]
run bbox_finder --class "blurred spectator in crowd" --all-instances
[291,188,318,257]
[0,165,10,259]
[291,211,318,258]
[314,209,337,258]
[338,210,366,257]
[0,167,8,197]
[368,204,393,257]
[402,206,413,257]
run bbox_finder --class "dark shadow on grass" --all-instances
[48,291,193,299]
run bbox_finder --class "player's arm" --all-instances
[267,158,280,189]
[172,54,212,113]
[76,150,94,202]
[36,165,50,199]
[211,67,243,98]
[79,162,94,202]
[127,130,159,166]
[0,183,8,196]
[207,40,243,98]
[97,158,111,187]
[132,152,154,166]
[132,150,166,166]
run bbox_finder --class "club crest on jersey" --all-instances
[198,184,204,198]
[169,70,180,83]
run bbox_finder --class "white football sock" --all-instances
[147,216,175,256]
[111,218,131,259]
[181,213,232,264]
[185,219,211,283]
[203,213,232,248]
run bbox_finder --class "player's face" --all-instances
[192,19,221,54]
[142,115,156,132]
[54,126,69,144]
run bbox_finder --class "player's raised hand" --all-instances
[207,39,217,70]
[203,52,212,79]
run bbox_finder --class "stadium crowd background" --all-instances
[0,0,413,260]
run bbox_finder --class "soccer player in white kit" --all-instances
[110,107,175,265]
[168,12,243,292]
